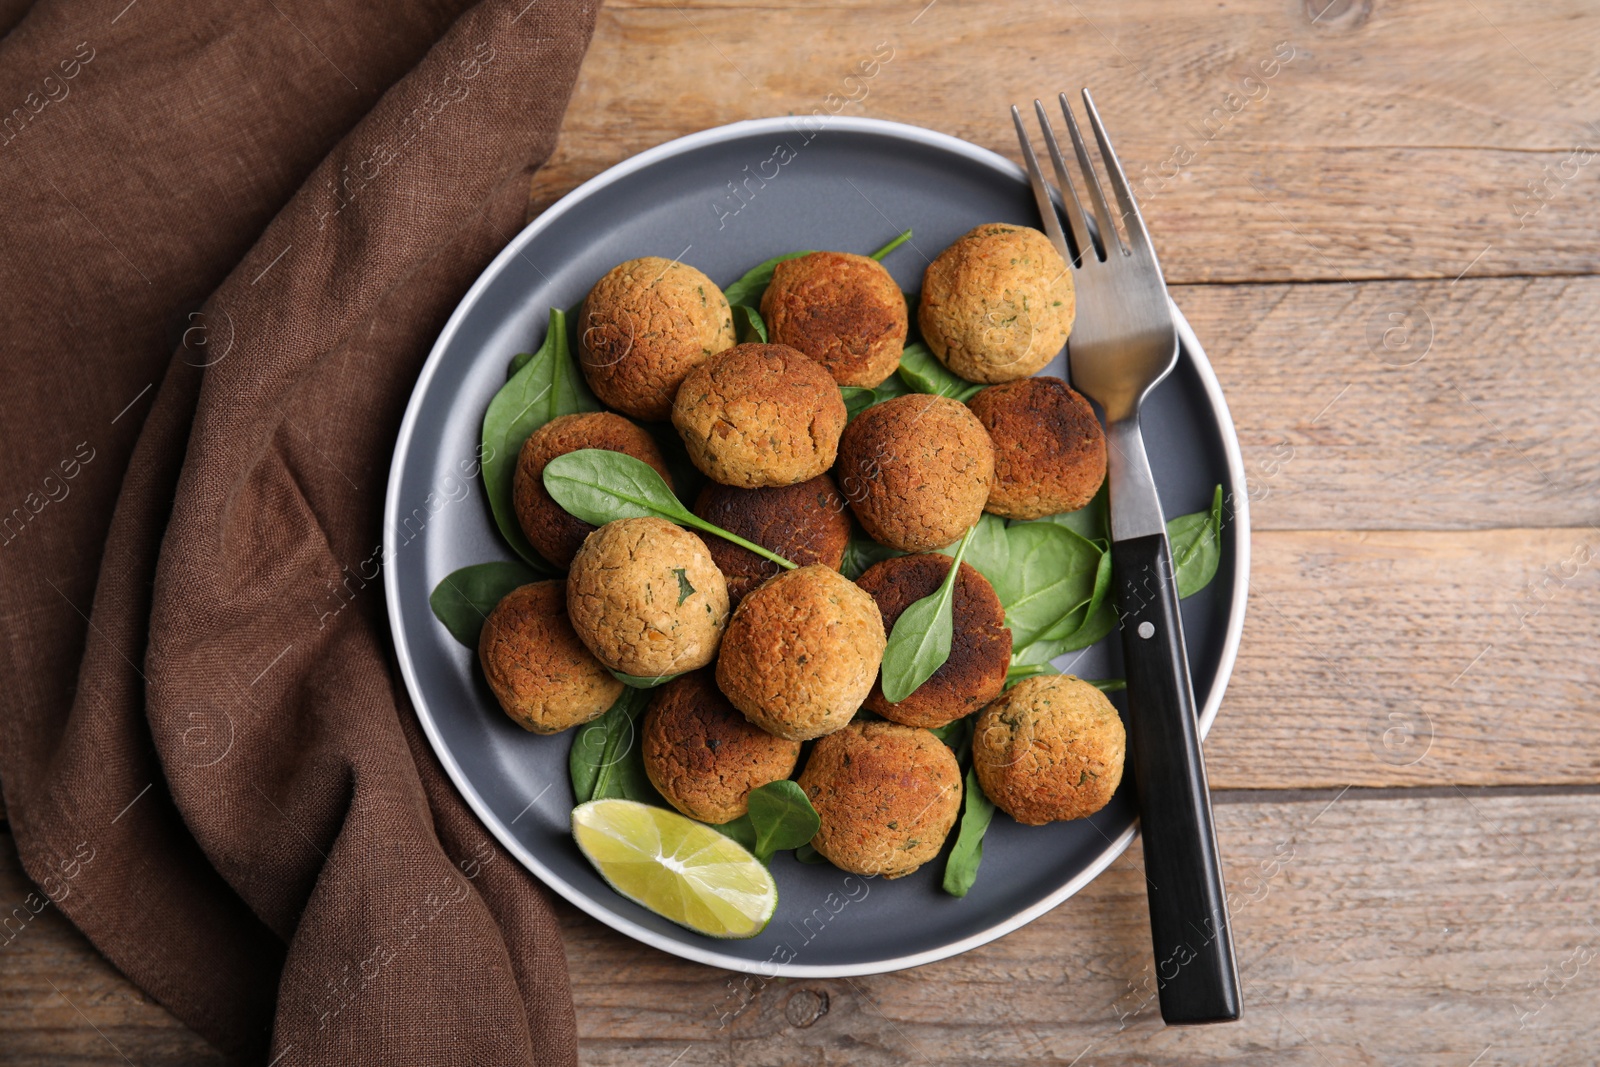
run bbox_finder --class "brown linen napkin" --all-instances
[0,0,598,1061]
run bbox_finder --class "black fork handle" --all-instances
[1111,532,1241,1024]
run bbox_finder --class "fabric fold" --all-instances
[0,0,598,1062]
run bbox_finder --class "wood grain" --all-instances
[7,793,1600,1066]
[0,835,223,1067]
[1180,276,1600,531]
[1213,527,1600,789]
[570,790,1600,1065]
[530,0,1600,283]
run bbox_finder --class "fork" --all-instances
[1013,91,1241,1025]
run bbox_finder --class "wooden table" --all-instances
[5,1,1599,1062]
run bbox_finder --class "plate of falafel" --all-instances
[384,116,1248,976]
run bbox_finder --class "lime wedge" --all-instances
[571,799,778,939]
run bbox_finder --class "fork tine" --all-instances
[1033,99,1093,267]
[1080,88,1154,259]
[1058,92,1122,259]
[1011,105,1071,266]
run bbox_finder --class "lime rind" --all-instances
[572,799,778,939]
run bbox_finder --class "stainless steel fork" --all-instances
[1014,90,1241,1025]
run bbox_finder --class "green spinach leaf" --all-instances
[731,303,767,343]
[793,842,827,864]
[722,251,812,308]
[839,532,904,580]
[541,450,798,571]
[747,781,821,862]
[942,765,995,897]
[1039,481,1108,544]
[869,229,912,261]
[898,342,984,402]
[482,307,599,568]
[881,525,975,703]
[569,687,654,804]
[1004,663,1126,693]
[428,560,542,648]
[608,668,680,689]
[840,372,911,422]
[1169,484,1223,598]
[993,521,1103,648]
[716,781,820,863]
[938,513,1009,587]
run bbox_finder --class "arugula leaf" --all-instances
[1169,484,1224,598]
[731,303,767,343]
[541,450,798,571]
[881,525,975,703]
[428,560,542,648]
[482,307,599,568]
[569,687,655,804]
[869,229,912,261]
[898,342,984,401]
[942,764,995,897]
[723,251,812,308]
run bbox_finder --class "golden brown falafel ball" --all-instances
[918,224,1074,383]
[715,565,885,741]
[798,721,962,878]
[835,393,995,552]
[512,412,675,568]
[968,377,1106,520]
[566,517,731,679]
[692,475,851,606]
[759,251,909,388]
[478,582,624,734]
[856,553,1012,727]
[642,670,802,824]
[578,257,737,420]
[671,344,848,489]
[973,675,1125,825]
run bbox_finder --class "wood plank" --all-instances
[566,791,1600,1065]
[1211,527,1600,789]
[6,794,1598,1064]
[531,0,1600,283]
[0,836,224,1066]
[1179,276,1600,531]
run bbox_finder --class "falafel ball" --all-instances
[671,343,848,489]
[513,412,675,567]
[798,721,962,878]
[835,393,995,552]
[973,675,1126,825]
[759,251,909,388]
[715,565,885,741]
[566,517,731,679]
[968,377,1106,519]
[692,475,851,606]
[856,553,1012,727]
[642,670,802,824]
[918,223,1075,383]
[478,581,624,734]
[578,257,737,421]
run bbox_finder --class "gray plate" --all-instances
[383,117,1249,977]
